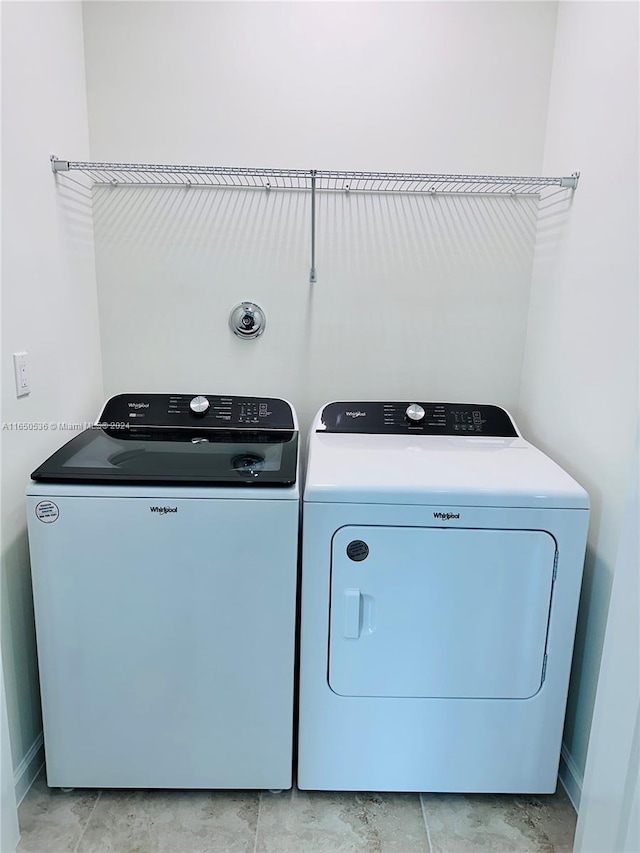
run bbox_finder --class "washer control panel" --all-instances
[319,402,518,437]
[100,394,295,430]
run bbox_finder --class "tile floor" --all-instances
[17,768,576,853]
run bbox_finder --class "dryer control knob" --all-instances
[406,404,426,423]
[190,396,210,415]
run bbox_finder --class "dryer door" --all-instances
[329,526,556,699]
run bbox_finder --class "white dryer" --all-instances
[27,393,299,790]
[298,400,589,793]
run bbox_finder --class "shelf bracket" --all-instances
[561,171,580,190]
[50,155,69,173]
[310,170,317,283]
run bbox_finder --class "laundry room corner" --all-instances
[1,0,104,828]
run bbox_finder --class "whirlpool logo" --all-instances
[128,402,150,410]
[433,512,460,520]
[345,411,366,418]
[150,506,178,515]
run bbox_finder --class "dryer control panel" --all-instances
[318,402,518,437]
[100,394,295,431]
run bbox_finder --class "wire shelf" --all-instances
[50,157,579,282]
[314,170,578,194]
[51,158,579,195]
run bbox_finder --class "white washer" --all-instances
[27,393,299,790]
[298,400,589,793]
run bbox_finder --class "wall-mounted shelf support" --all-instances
[310,170,317,283]
[50,156,580,282]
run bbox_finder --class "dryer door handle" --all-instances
[343,589,362,639]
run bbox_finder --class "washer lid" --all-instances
[304,432,588,509]
[31,394,298,487]
[31,428,299,487]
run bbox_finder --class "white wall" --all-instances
[83,1,556,173]
[1,665,19,852]
[82,1,558,432]
[518,0,639,806]
[1,0,103,798]
[575,427,639,851]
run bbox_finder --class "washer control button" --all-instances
[405,404,426,423]
[190,396,210,415]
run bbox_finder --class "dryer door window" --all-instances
[328,526,556,699]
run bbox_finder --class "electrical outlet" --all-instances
[13,352,30,397]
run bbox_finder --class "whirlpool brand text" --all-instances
[433,512,460,520]
[150,506,178,514]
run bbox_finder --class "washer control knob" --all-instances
[406,404,426,423]
[190,396,210,415]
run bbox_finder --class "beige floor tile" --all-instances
[17,769,101,853]
[421,788,576,853]
[76,789,260,853]
[16,771,578,853]
[517,790,577,852]
[255,787,430,853]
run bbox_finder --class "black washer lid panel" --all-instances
[319,402,518,437]
[30,429,298,486]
